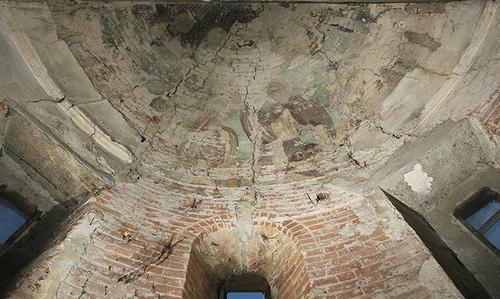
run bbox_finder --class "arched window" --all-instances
[182,226,312,299]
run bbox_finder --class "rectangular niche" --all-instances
[455,187,500,254]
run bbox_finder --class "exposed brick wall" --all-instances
[182,223,312,298]
[480,89,500,136]
[268,230,311,299]
[1,2,497,298]
[183,249,215,299]
[8,167,459,298]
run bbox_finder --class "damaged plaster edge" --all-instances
[417,257,464,298]
[0,12,64,101]
[403,163,433,195]
[58,100,134,164]
[29,209,104,298]
[469,117,499,168]
[139,158,360,193]
[3,99,115,188]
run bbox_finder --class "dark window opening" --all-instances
[220,273,271,299]
[227,292,264,299]
[455,187,500,254]
[0,187,39,251]
[0,196,28,244]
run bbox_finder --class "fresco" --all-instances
[50,2,456,183]
[239,92,336,163]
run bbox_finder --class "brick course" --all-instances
[8,167,458,298]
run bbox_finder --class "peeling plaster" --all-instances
[404,163,433,194]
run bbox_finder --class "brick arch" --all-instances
[179,218,313,299]
[179,214,236,243]
[179,212,315,249]
[253,212,315,243]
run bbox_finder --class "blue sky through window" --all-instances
[484,220,500,250]
[227,292,264,299]
[0,195,28,244]
[466,201,500,230]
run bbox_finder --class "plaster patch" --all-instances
[339,222,356,237]
[357,222,377,236]
[404,163,433,194]
[417,257,462,298]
